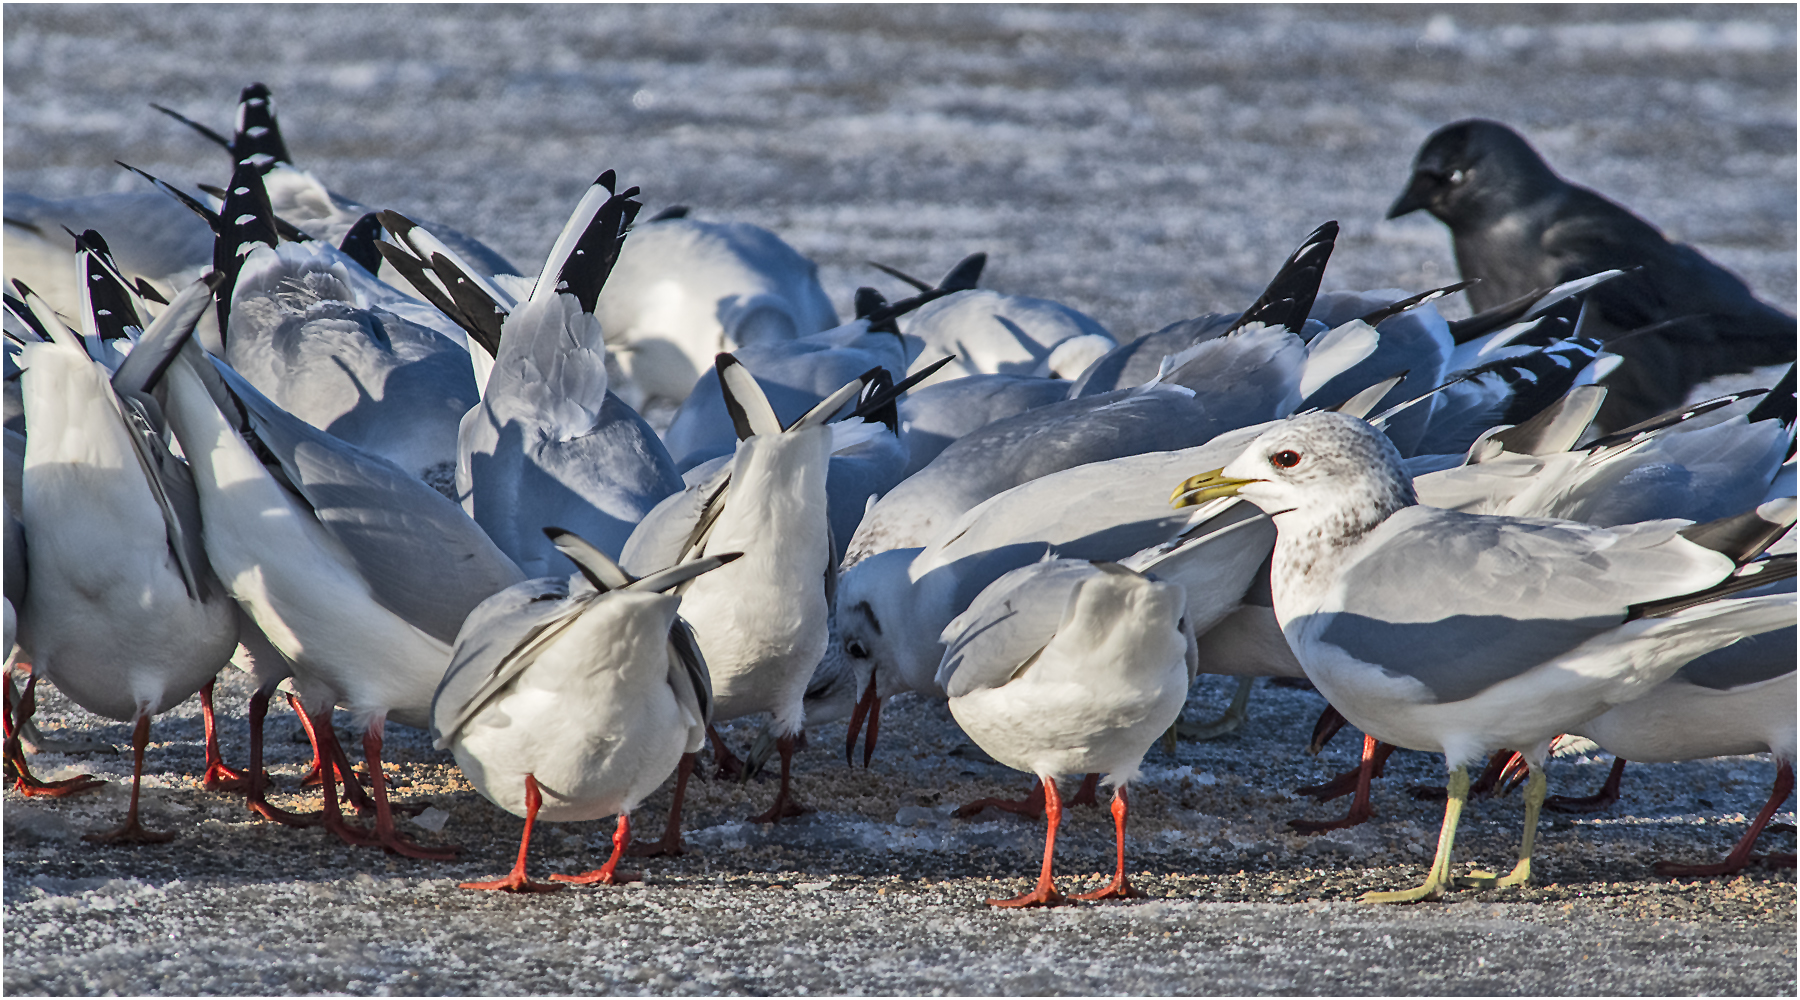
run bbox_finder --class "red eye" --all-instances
[1271,449,1302,469]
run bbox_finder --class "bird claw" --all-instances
[460,872,563,893]
[1070,877,1143,901]
[550,866,642,885]
[82,818,176,845]
[985,883,1068,908]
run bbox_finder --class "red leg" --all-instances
[749,733,810,823]
[461,774,562,892]
[4,672,104,797]
[241,685,314,827]
[361,719,456,860]
[1546,757,1627,814]
[1657,759,1795,877]
[955,777,1047,819]
[287,695,374,815]
[1073,785,1143,900]
[1471,749,1522,798]
[1068,772,1102,808]
[553,813,643,885]
[707,724,744,781]
[1292,735,1391,834]
[987,775,1067,908]
[1296,739,1396,803]
[302,702,378,847]
[630,751,694,857]
[291,694,329,788]
[83,716,175,844]
[198,678,253,792]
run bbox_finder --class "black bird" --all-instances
[1388,118,1795,434]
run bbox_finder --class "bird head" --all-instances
[1387,119,1560,226]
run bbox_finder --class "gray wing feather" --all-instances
[211,357,525,643]
[1320,506,1737,702]
[431,577,584,748]
[938,559,1096,699]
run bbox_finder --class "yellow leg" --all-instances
[1176,676,1254,742]
[1455,764,1545,890]
[1362,765,1466,904]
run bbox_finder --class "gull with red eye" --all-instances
[1171,409,1796,902]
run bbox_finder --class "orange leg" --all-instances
[1068,772,1102,808]
[199,678,249,792]
[462,774,562,892]
[83,716,174,845]
[1657,759,1795,877]
[987,774,1067,908]
[1292,735,1393,834]
[361,718,455,860]
[630,751,694,857]
[4,672,104,797]
[1073,785,1143,901]
[554,812,643,885]
[290,695,377,816]
[748,732,810,823]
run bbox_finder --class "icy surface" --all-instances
[4,4,1794,996]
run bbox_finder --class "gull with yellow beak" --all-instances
[1172,410,1795,902]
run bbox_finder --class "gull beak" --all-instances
[1170,468,1257,508]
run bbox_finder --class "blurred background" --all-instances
[5,4,1793,337]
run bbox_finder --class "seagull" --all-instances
[156,302,524,857]
[15,275,239,840]
[593,212,840,414]
[938,555,1195,906]
[622,356,863,839]
[1172,409,1796,902]
[841,222,1377,568]
[1388,118,1795,434]
[897,284,1115,389]
[432,529,735,892]
[439,173,685,573]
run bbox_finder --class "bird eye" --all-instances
[1271,449,1302,469]
[1448,169,1466,185]
[847,641,870,659]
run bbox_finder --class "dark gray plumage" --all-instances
[1389,119,1795,434]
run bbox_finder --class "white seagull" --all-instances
[432,529,734,892]
[1172,409,1796,902]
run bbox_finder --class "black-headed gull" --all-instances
[432,530,735,892]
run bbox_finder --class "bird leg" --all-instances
[460,773,561,892]
[299,702,378,847]
[3,671,105,797]
[1175,676,1254,742]
[1546,757,1627,814]
[1655,759,1796,877]
[1470,749,1524,798]
[1292,734,1392,834]
[1296,739,1396,803]
[706,724,744,781]
[360,718,456,860]
[1362,765,1466,904]
[241,684,314,827]
[843,674,881,767]
[748,732,810,823]
[82,716,175,845]
[1457,764,1545,890]
[289,694,377,815]
[1072,785,1143,901]
[553,812,643,885]
[955,773,1101,818]
[629,751,694,857]
[987,775,1068,908]
[198,678,249,791]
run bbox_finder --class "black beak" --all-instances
[1386,170,1438,219]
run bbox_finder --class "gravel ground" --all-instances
[4,4,1795,996]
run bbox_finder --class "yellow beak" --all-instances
[1170,468,1257,508]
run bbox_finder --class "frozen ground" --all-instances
[4,4,1795,996]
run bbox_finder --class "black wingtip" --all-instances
[939,252,986,292]
[854,287,889,321]
[135,277,170,305]
[1678,501,1797,566]
[555,175,642,313]
[715,353,757,441]
[648,204,689,222]
[232,82,292,165]
[855,367,900,435]
[150,101,235,152]
[1229,221,1338,335]
[1745,365,1796,427]
[337,213,385,275]
[852,355,955,422]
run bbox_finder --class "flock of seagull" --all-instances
[4,85,1795,907]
